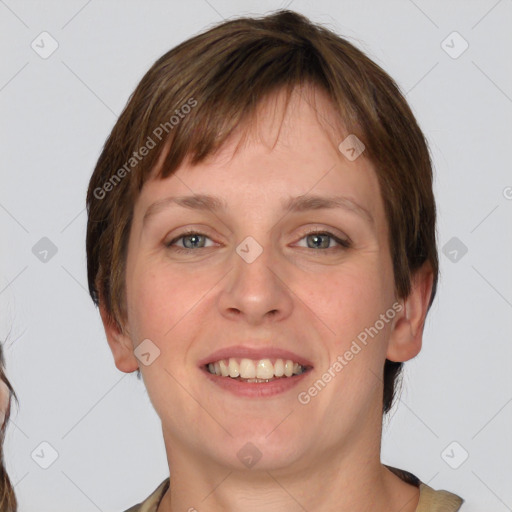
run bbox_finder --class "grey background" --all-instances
[1,0,511,510]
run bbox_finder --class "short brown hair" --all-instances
[86,9,438,415]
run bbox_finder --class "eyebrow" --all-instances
[142,193,374,226]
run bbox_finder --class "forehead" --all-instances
[135,86,386,233]
[204,85,349,164]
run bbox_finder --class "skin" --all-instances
[0,379,9,428]
[101,85,433,512]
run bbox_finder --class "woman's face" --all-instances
[110,87,409,471]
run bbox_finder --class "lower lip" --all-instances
[201,368,311,398]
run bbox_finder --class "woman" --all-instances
[0,341,17,511]
[86,9,463,511]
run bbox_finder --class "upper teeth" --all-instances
[207,358,305,379]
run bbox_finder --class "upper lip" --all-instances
[198,344,314,369]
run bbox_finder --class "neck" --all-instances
[157,423,419,512]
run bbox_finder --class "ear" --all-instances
[386,261,434,362]
[99,304,139,373]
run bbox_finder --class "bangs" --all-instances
[120,19,367,193]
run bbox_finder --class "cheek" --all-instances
[126,267,176,340]
[126,257,212,341]
[311,261,392,353]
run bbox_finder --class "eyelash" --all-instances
[165,228,352,254]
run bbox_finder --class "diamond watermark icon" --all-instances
[236,236,263,264]
[31,31,59,59]
[237,442,262,468]
[31,441,59,469]
[441,441,469,469]
[442,236,468,263]
[441,31,469,59]
[32,237,58,263]
[134,338,161,366]
[338,134,365,161]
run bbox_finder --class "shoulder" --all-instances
[122,478,170,512]
[417,482,464,511]
[385,465,463,511]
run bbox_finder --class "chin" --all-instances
[207,426,306,471]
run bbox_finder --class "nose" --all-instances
[216,238,294,326]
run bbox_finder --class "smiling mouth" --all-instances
[204,357,312,383]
